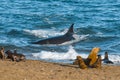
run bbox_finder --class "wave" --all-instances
[24,29,65,38]
[105,54,120,63]
[31,46,120,63]
[31,46,87,60]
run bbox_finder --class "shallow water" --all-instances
[0,0,120,63]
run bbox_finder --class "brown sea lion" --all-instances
[73,57,91,66]
[91,55,102,68]
[0,47,6,60]
[77,56,87,69]
[87,47,100,66]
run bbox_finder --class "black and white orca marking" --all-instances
[32,24,75,45]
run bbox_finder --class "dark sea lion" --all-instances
[5,50,13,59]
[5,50,26,62]
[102,52,114,64]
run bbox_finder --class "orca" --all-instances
[32,24,75,45]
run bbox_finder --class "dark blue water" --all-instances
[0,0,120,63]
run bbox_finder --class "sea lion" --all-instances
[5,50,14,59]
[73,47,100,66]
[102,52,113,64]
[0,47,6,60]
[77,56,87,69]
[73,57,91,66]
[91,55,102,68]
[87,47,100,66]
[13,49,26,62]
[5,50,26,62]
[83,58,91,66]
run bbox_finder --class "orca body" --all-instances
[32,24,75,45]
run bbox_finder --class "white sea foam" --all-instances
[24,29,65,38]
[32,46,88,60]
[31,46,120,63]
[101,54,120,63]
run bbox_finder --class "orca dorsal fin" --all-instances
[65,23,74,35]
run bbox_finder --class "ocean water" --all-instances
[0,0,120,64]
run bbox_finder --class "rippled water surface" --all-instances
[0,0,120,63]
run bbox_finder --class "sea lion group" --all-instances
[73,47,113,69]
[0,47,26,62]
[0,46,113,68]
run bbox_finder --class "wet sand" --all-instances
[0,60,120,80]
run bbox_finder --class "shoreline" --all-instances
[0,59,120,80]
